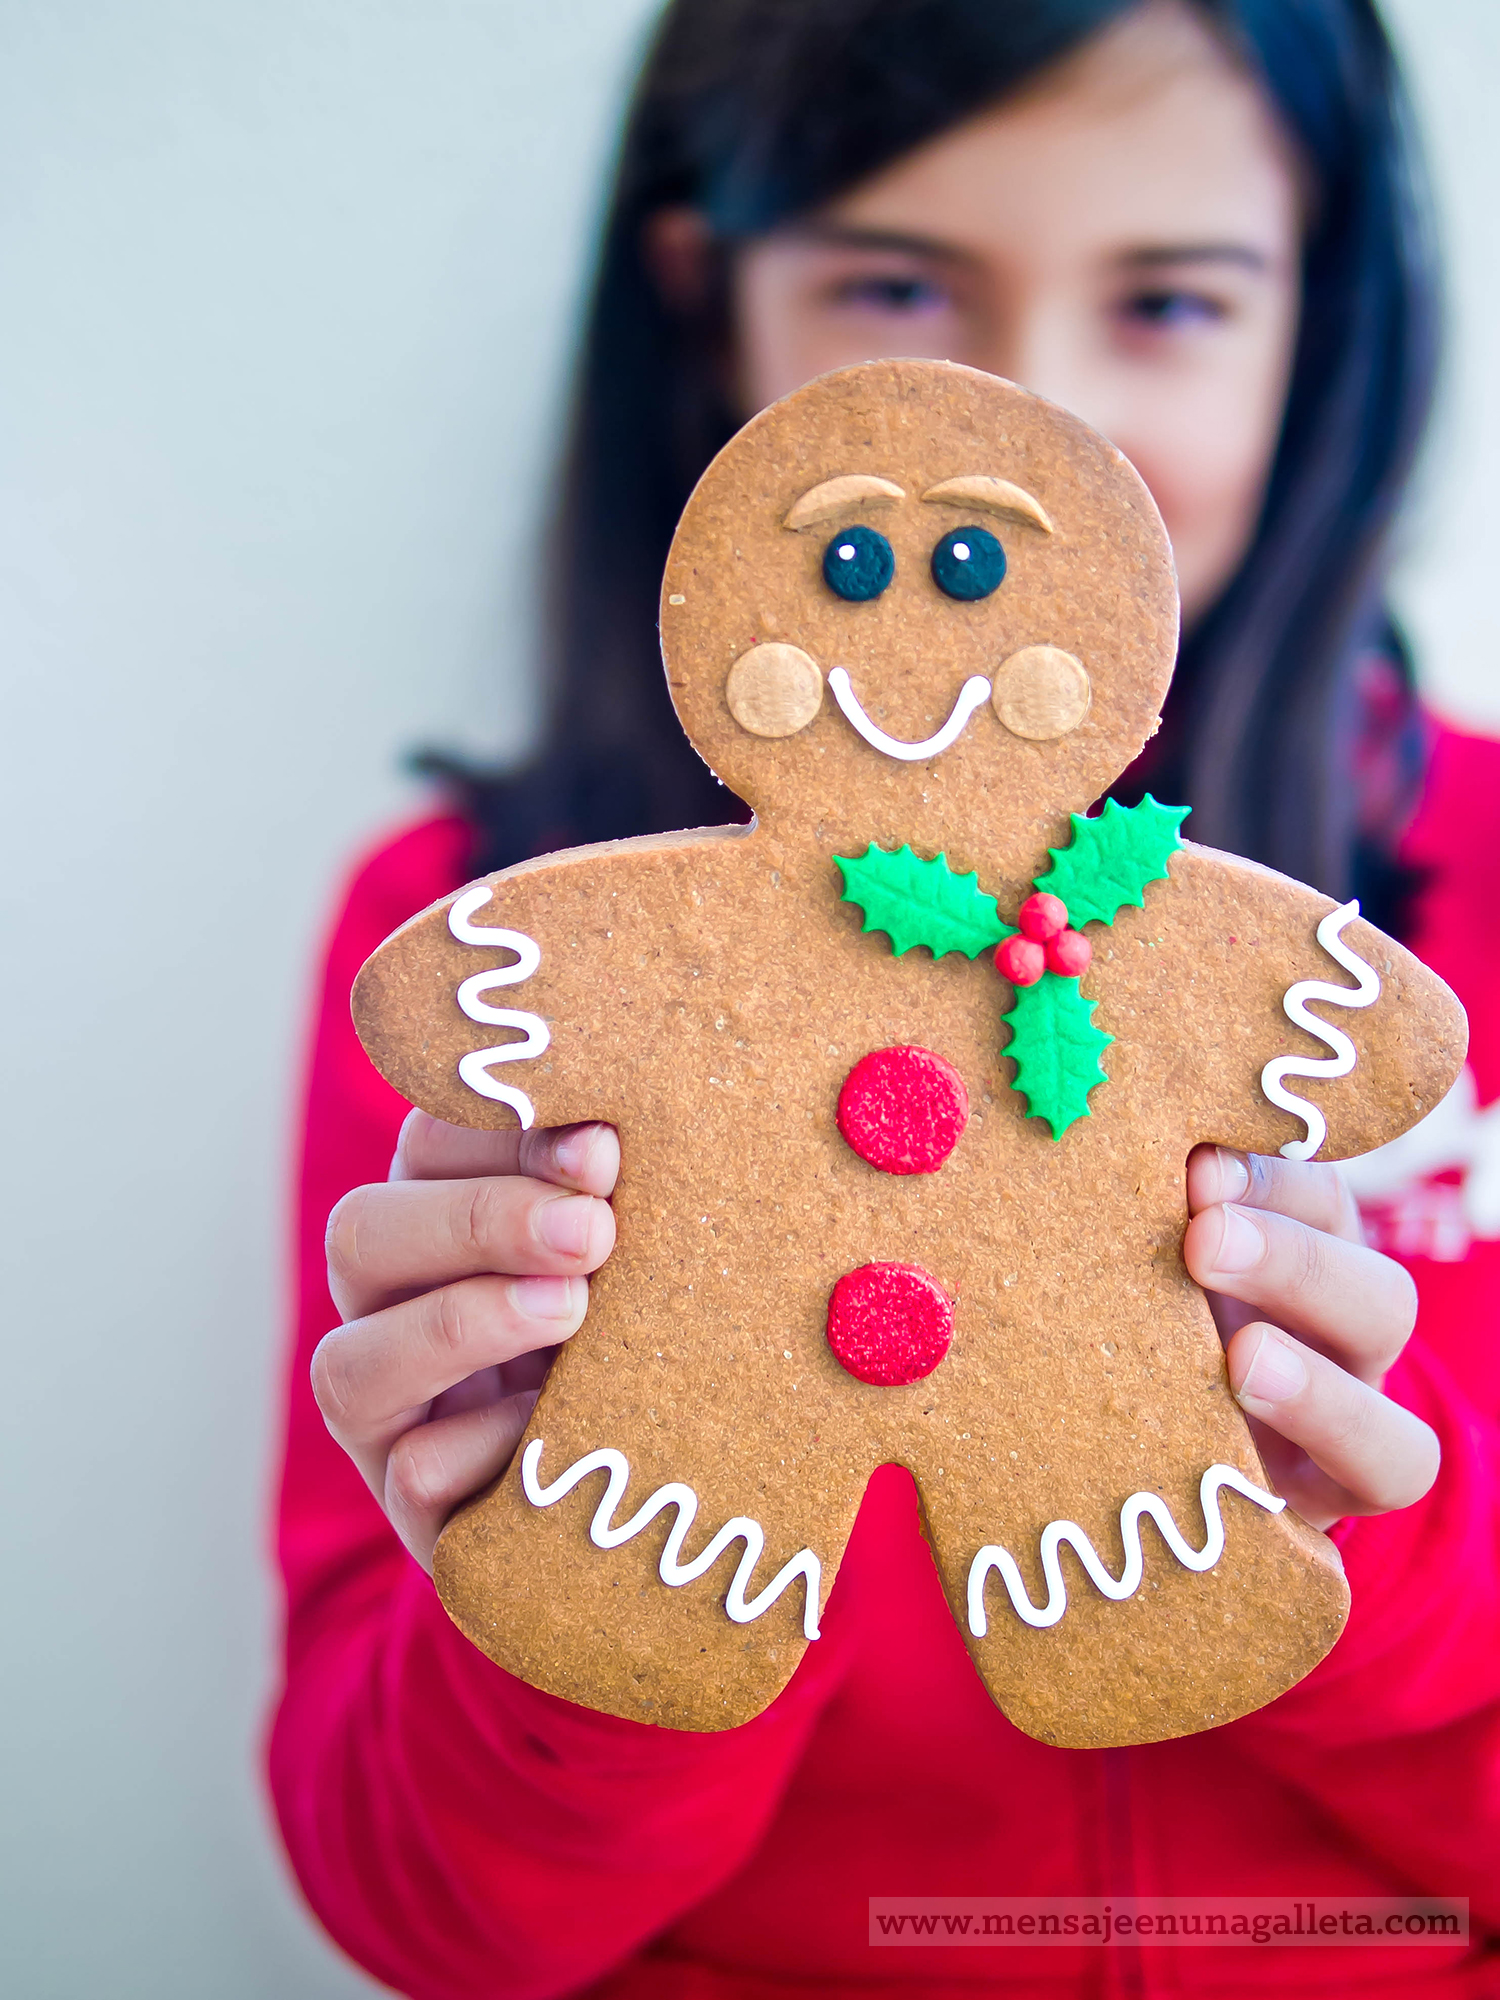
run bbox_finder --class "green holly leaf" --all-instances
[835,844,1015,960]
[1003,972,1114,1139]
[1033,795,1190,929]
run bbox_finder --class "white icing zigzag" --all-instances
[520,1438,823,1641]
[448,885,549,1128]
[1260,900,1382,1162]
[966,1464,1285,1635]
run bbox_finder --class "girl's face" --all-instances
[727,2,1303,627]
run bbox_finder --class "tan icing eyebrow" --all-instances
[921,476,1053,535]
[783,474,906,531]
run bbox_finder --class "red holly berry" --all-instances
[995,933,1046,986]
[826,1262,953,1386]
[837,1045,969,1174]
[1017,891,1069,941]
[1045,927,1092,977]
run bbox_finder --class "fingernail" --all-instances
[1209,1204,1264,1275]
[510,1275,578,1321]
[552,1126,597,1181]
[1236,1327,1308,1408]
[1213,1147,1250,1201]
[537,1195,599,1257]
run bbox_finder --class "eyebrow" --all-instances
[779,221,972,265]
[779,222,1274,277]
[922,476,1052,536]
[1117,243,1273,274]
[784,473,906,530]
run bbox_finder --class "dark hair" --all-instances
[431,0,1438,931]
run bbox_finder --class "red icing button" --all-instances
[826,1262,954,1386]
[836,1045,969,1174]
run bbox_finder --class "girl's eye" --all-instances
[930,525,1005,601]
[823,525,895,602]
[834,274,947,314]
[1120,288,1227,329]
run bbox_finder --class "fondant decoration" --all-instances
[841,798,1179,1137]
[967,1465,1286,1634]
[1033,796,1190,927]
[1018,892,1069,941]
[447,888,548,1127]
[1261,901,1383,1161]
[352,359,1467,1746]
[823,524,895,601]
[835,843,1011,960]
[836,1045,969,1174]
[725,642,823,738]
[520,1439,823,1640]
[991,644,1091,740]
[825,1262,954,1386]
[995,934,1046,987]
[1003,972,1114,1139]
[1045,928,1092,977]
[920,474,1054,536]
[826,665,992,760]
[784,472,905,530]
[931,524,1006,600]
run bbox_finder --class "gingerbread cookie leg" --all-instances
[903,1290,1349,1750]
[433,1254,880,1730]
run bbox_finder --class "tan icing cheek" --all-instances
[725,642,824,738]
[992,645,1092,741]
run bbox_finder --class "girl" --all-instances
[271,2,1500,1994]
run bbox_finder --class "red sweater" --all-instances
[270,727,1500,1999]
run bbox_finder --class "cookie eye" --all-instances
[822,524,895,602]
[931,525,1006,601]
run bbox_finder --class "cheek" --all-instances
[1122,371,1287,621]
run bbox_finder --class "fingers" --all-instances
[1186,1145,1363,1243]
[1183,1199,1416,1385]
[385,1393,538,1569]
[327,1172,616,1320]
[392,1112,621,1197]
[312,1271,586,1485]
[1227,1320,1440,1523]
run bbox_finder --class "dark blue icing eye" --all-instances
[931,525,1006,601]
[822,524,895,601]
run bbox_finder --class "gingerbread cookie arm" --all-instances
[351,826,751,1132]
[1158,844,1467,1161]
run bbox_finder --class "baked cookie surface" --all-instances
[353,361,1466,1746]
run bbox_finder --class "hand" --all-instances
[313,1113,620,1568]
[1183,1146,1438,1531]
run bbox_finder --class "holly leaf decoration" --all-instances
[836,844,1015,960]
[1032,795,1190,929]
[1003,972,1114,1139]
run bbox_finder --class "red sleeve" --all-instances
[1225,1342,1500,1914]
[266,820,854,2000]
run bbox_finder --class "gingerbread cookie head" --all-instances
[661,358,1178,866]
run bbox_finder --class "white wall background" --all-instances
[0,4,1494,1995]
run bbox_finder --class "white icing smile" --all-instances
[827,665,991,762]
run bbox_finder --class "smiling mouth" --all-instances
[827,667,992,762]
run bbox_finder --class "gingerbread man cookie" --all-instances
[353,361,1466,1748]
